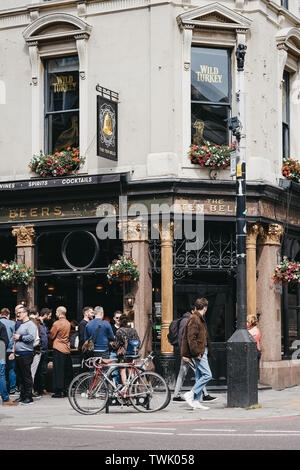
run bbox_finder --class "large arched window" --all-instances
[23,13,91,163]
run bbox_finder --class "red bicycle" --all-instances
[68,352,171,414]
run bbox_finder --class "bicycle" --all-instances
[68,352,171,415]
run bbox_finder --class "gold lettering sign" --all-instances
[196,65,223,84]
[52,75,77,93]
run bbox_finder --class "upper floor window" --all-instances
[191,47,231,146]
[282,70,290,159]
[44,56,79,154]
[281,0,289,9]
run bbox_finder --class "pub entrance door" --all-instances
[174,281,235,387]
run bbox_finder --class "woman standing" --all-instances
[247,315,262,380]
[112,314,140,385]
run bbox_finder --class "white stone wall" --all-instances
[0,0,299,183]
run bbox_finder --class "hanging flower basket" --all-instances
[282,158,300,183]
[188,141,237,168]
[107,255,139,283]
[29,147,85,178]
[0,261,35,286]
[271,257,300,285]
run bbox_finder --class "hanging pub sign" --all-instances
[96,85,119,162]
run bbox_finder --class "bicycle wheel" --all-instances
[72,373,109,415]
[68,372,92,412]
[129,371,171,412]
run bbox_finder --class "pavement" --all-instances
[2,385,300,427]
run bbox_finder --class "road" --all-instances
[1,414,300,451]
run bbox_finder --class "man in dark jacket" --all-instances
[0,322,17,406]
[181,298,213,410]
[173,311,217,403]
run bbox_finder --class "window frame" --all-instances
[44,55,80,155]
[190,46,232,146]
[282,70,290,160]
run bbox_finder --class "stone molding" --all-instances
[12,225,35,247]
[258,224,284,247]
[177,2,252,32]
[119,218,149,242]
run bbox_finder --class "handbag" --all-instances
[81,322,102,356]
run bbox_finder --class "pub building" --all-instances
[0,0,300,389]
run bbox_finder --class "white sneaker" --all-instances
[191,400,210,410]
[183,391,194,407]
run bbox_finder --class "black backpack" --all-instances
[167,318,182,347]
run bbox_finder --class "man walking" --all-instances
[173,310,217,403]
[50,306,73,398]
[84,306,114,359]
[13,307,38,405]
[0,308,17,395]
[181,298,212,410]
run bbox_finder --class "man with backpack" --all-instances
[169,307,218,403]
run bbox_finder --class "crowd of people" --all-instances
[0,298,261,410]
[0,304,140,406]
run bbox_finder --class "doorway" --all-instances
[174,279,235,386]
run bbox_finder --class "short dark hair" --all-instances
[83,306,93,314]
[0,308,10,317]
[193,298,208,311]
[113,310,122,319]
[119,314,129,328]
[40,307,51,317]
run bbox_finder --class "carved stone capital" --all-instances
[246,223,260,248]
[258,224,284,246]
[119,218,148,242]
[157,221,174,243]
[12,225,35,247]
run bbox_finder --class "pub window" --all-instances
[191,47,231,146]
[44,56,79,154]
[282,70,290,159]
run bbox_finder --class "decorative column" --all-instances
[158,221,175,385]
[12,225,35,308]
[246,223,260,319]
[121,219,152,358]
[257,224,283,364]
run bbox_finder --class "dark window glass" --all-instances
[282,70,290,159]
[44,56,79,154]
[191,47,230,103]
[191,47,231,146]
[191,104,229,146]
[281,0,289,9]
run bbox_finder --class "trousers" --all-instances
[15,354,34,401]
[192,348,212,401]
[52,349,73,393]
[174,358,208,398]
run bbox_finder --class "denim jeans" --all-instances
[174,358,208,398]
[6,354,16,393]
[0,362,9,402]
[191,349,212,401]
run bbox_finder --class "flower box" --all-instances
[107,255,139,283]
[271,257,300,285]
[29,147,85,178]
[0,261,34,286]
[282,158,300,183]
[188,142,237,168]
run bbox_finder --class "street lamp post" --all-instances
[227,44,258,408]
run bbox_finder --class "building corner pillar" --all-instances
[121,219,152,358]
[257,224,284,384]
[12,225,36,308]
[246,223,260,319]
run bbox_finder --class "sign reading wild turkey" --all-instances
[96,86,119,161]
